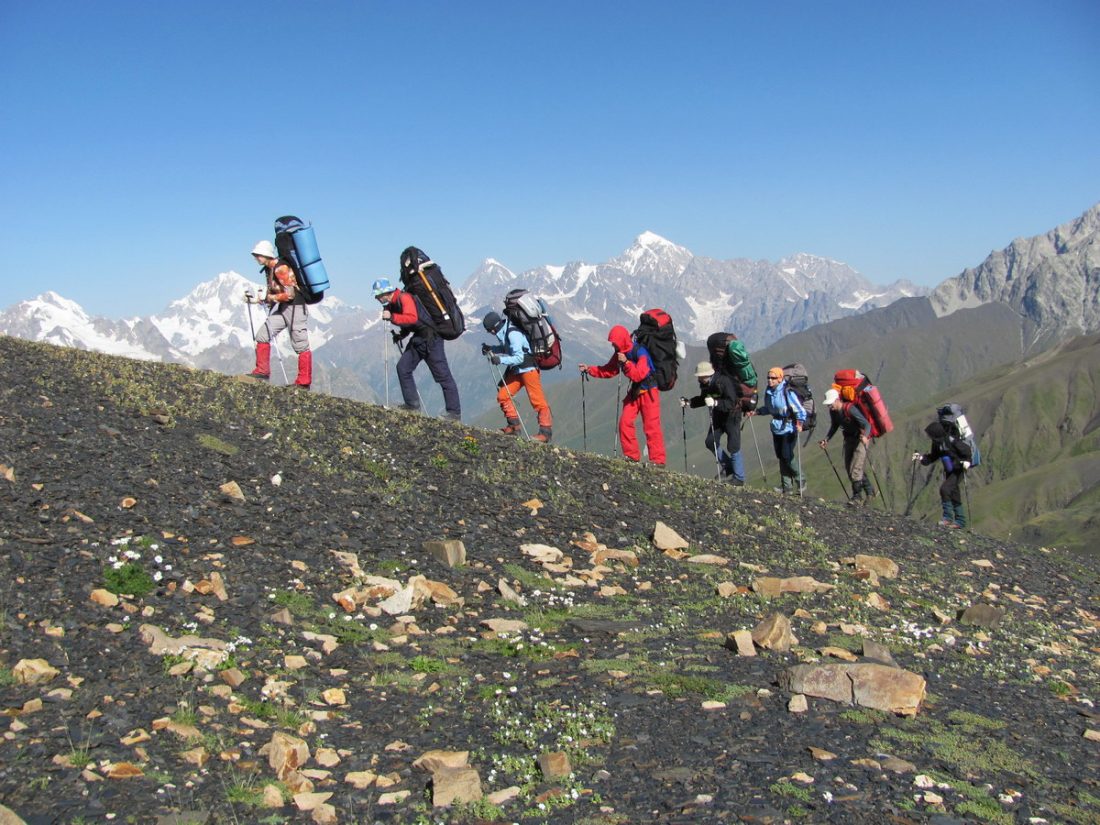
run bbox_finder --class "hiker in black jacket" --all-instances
[819,388,875,505]
[681,361,744,484]
[913,421,972,528]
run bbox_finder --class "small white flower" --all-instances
[153,571,163,582]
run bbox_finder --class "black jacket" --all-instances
[688,372,741,416]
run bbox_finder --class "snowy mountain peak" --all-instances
[615,231,693,278]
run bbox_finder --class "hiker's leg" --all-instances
[423,337,461,417]
[496,375,522,422]
[618,395,642,461]
[396,338,424,410]
[520,371,553,429]
[288,304,310,353]
[640,390,666,465]
[251,342,271,377]
[295,350,312,388]
[720,413,742,480]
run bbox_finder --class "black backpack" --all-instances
[273,216,329,305]
[399,246,465,340]
[502,289,562,369]
[782,363,816,433]
[937,403,981,467]
[633,309,679,391]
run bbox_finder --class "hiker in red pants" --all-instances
[580,325,666,466]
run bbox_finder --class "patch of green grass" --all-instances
[502,563,555,593]
[472,636,578,661]
[646,671,751,702]
[103,561,155,597]
[408,655,452,674]
[872,715,1038,781]
[840,708,888,724]
[770,779,812,802]
[0,667,14,687]
[271,589,315,615]
[196,433,239,456]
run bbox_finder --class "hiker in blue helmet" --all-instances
[374,277,461,420]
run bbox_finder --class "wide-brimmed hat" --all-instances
[694,361,715,378]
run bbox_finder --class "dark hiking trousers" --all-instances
[705,410,745,481]
[397,333,461,416]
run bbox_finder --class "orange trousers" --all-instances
[497,370,552,427]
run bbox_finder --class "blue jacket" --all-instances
[488,321,536,374]
[760,379,807,436]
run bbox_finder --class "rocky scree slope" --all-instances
[0,335,1097,825]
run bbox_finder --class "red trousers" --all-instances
[620,389,665,465]
[497,370,552,427]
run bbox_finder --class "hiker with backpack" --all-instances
[819,388,876,505]
[481,310,553,442]
[751,366,807,494]
[244,239,312,390]
[680,361,745,485]
[913,419,973,529]
[579,325,666,467]
[372,277,461,421]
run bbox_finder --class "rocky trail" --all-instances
[0,335,1097,825]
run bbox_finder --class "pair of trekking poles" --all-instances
[819,440,889,511]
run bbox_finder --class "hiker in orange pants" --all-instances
[483,311,552,442]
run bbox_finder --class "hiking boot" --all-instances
[398,404,421,413]
[290,383,310,392]
[726,477,744,486]
[938,519,960,529]
[241,371,270,382]
[444,411,461,421]
[501,419,522,436]
[532,428,552,443]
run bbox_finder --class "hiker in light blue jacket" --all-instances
[753,366,807,493]
[482,312,552,442]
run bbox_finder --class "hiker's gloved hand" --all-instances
[381,309,392,320]
[578,364,588,374]
[961,461,971,470]
[391,330,403,344]
[818,439,828,449]
[679,397,689,408]
[481,343,492,356]
[489,354,501,365]
[704,397,716,407]
[911,452,923,463]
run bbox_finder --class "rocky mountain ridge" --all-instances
[0,335,1097,824]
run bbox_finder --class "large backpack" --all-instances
[707,332,758,412]
[399,246,465,340]
[502,289,562,370]
[274,216,330,304]
[782,363,816,433]
[832,369,893,438]
[938,403,981,466]
[633,309,680,391]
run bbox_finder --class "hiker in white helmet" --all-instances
[244,239,312,390]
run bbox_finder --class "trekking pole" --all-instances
[708,411,723,479]
[962,473,974,533]
[748,415,767,483]
[866,453,889,513]
[905,456,918,515]
[681,404,689,472]
[245,292,256,341]
[581,372,589,451]
[488,357,530,439]
[822,445,851,501]
[613,373,622,456]
[796,429,804,498]
[383,323,390,407]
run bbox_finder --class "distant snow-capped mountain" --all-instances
[0,271,359,372]
[0,233,925,416]
[459,231,924,352]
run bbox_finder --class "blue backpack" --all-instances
[274,216,329,304]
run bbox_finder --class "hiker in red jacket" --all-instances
[579,325,666,466]
[373,278,461,420]
[245,239,312,390]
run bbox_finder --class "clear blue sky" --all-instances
[2,1,1098,317]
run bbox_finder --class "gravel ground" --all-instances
[1,335,1097,825]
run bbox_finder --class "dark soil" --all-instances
[1,335,1097,825]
